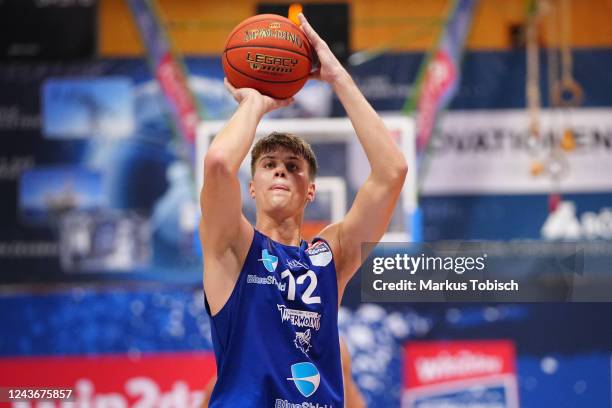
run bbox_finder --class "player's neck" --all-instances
[255,213,302,247]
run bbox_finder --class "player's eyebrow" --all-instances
[260,154,301,161]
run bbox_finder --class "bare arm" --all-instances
[200,81,293,314]
[200,375,217,408]
[298,14,408,291]
[340,339,367,408]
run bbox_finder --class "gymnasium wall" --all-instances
[99,0,612,56]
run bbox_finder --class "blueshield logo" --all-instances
[259,249,278,273]
[287,362,320,397]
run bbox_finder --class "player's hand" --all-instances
[298,13,348,85]
[224,78,294,115]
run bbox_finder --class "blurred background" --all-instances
[1,0,611,407]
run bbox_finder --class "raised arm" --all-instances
[200,81,293,314]
[298,14,408,291]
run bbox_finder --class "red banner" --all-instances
[404,340,515,388]
[415,49,456,151]
[402,340,519,408]
[156,52,200,144]
[0,351,215,407]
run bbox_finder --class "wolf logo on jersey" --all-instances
[294,329,312,355]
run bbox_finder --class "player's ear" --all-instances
[249,180,256,199]
[307,181,315,203]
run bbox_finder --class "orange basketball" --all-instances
[222,14,313,99]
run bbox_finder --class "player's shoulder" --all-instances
[315,221,361,289]
[313,222,341,261]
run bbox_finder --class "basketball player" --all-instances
[200,13,407,406]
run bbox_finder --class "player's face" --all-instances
[250,149,315,217]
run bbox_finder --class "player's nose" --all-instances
[274,166,286,177]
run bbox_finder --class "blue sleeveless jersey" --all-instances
[205,229,343,408]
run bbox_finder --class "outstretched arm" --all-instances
[200,81,293,314]
[299,14,408,291]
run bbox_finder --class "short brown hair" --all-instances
[251,132,317,179]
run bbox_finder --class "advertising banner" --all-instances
[422,109,612,195]
[402,340,518,408]
[0,351,215,407]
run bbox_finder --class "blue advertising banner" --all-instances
[0,58,231,284]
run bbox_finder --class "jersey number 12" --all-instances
[280,270,321,304]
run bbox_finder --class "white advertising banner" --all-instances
[422,109,612,195]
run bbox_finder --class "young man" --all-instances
[200,13,407,407]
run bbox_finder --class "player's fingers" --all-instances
[224,78,244,102]
[279,97,294,107]
[308,69,321,80]
[266,96,291,110]
[224,77,237,94]
[297,13,308,29]
[298,14,322,45]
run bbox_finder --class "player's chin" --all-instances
[266,195,290,209]
[266,196,300,212]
